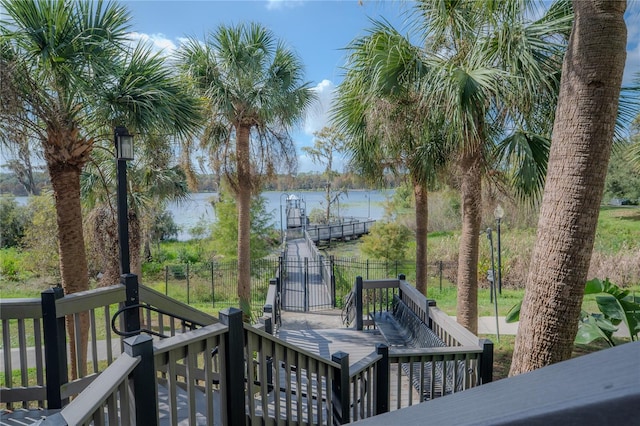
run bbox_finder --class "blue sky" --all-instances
[121,0,640,173]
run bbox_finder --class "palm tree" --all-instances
[334,20,449,296]
[334,2,569,320]
[510,0,628,375]
[1,0,201,377]
[177,22,316,317]
[1,0,130,298]
[408,0,570,333]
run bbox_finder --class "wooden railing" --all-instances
[1,297,45,409]
[1,275,217,412]
[2,273,492,424]
[41,343,141,425]
[351,275,493,408]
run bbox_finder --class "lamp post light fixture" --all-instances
[300,197,307,231]
[494,204,504,295]
[115,126,134,275]
[280,193,289,242]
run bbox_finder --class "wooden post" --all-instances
[480,338,494,384]
[211,261,215,308]
[186,263,190,304]
[122,273,140,334]
[264,316,273,335]
[304,257,309,311]
[375,344,389,415]
[219,308,245,426]
[124,334,157,425]
[41,287,68,409]
[331,351,350,424]
[355,276,363,331]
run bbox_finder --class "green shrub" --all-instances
[0,247,22,280]
[0,196,28,248]
[360,221,411,261]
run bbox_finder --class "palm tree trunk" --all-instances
[130,210,142,277]
[510,0,627,375]
[48,162,89,378]
[456,147,483,334]
[236,124,252,318]
[93,205,120,287]
[413,178,428,295]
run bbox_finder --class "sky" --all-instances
[120,0,640,173]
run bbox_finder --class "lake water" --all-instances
[13,189,394,241]
[167,190,394,240]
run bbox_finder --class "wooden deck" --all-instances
[276,311,422,411]
[277,328,387,365]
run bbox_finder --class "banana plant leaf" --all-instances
[504,278,640,344]
[575,311,617,347]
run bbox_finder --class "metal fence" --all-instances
[152,258,279,313]
[147,257,457,313]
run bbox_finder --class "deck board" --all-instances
[276,328,387,365]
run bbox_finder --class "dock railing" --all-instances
[306,219,376,243]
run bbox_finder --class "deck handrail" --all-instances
[306,219,376,243]
[1,297,46,409]
[41,351,140,425]
[350,274,493,406]
[0,276,220,410]
[3,273,492,425]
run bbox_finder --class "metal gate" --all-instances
[280,257,333,312]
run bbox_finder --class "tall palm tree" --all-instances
[410,0,570,333]
[1,0,130,299]
[510,0,627,374]
[1,0,201,376]
[334,20,449,296]
[177,22,316,316]
[335,2,569,324]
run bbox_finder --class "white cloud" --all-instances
[128,32,177,55]
[266,0,305,11]
[303,79,336,135]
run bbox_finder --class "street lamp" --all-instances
[280,193,289,242]
[494,204,504,295]
[366,191,371,219]
[115,126,133,275]
[486,227,500,342]
[300,197,307,231]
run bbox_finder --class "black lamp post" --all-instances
[367,191,371,219]
[494,204,504,295]
[115,126,133,275]
[486,227,500,342]
[280,193,289,242]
